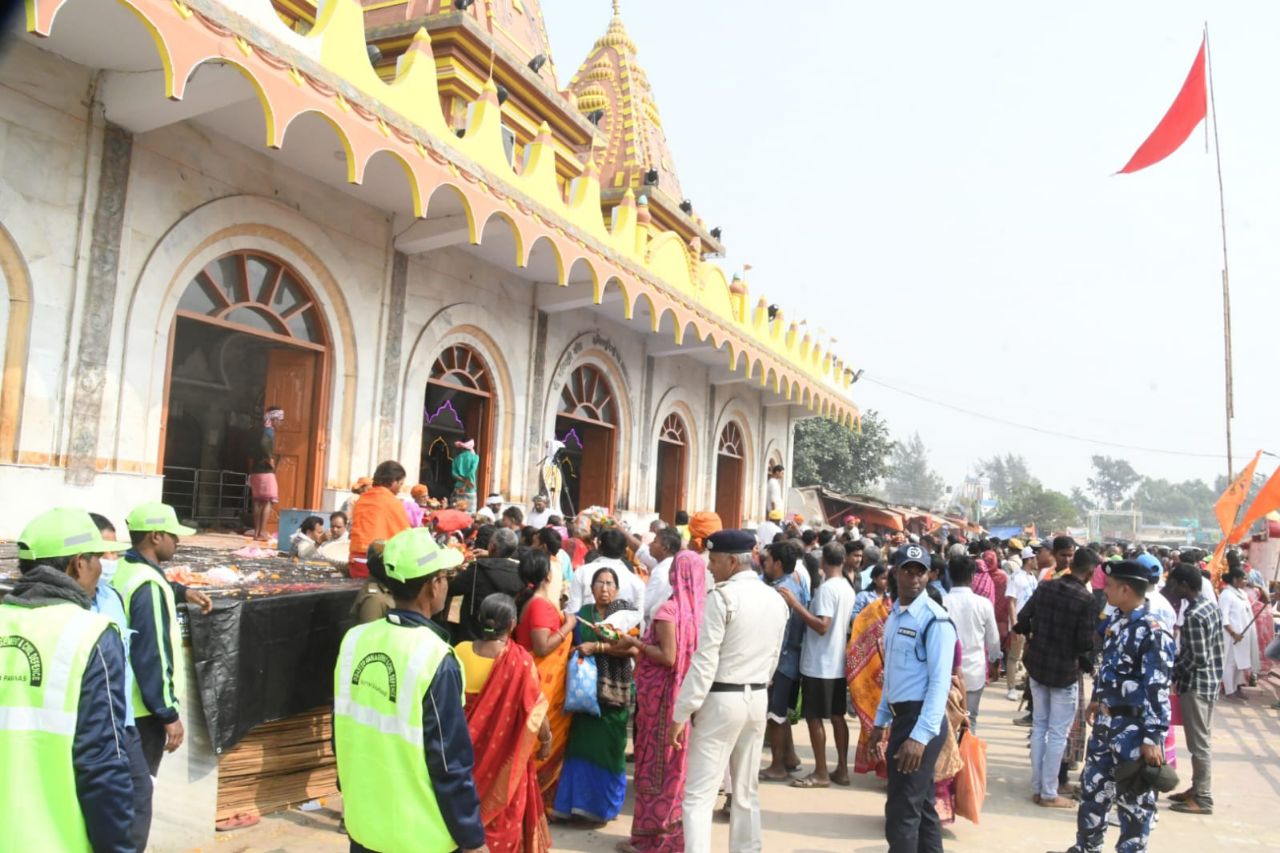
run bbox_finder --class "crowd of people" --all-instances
[5,453,1278,852]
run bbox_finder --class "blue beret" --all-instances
[891,543,931,571]
[1103,559,1149,582]
[706,529,756,554]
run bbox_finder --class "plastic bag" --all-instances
[564,650,601,717]
[954,730,987,824]
[1169,691,1183,727]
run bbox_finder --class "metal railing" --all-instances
[162,467,250,527]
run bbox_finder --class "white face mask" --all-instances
[99,558,118,581]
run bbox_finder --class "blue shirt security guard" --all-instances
[1051,559,1175,853]
[871,544,956,853]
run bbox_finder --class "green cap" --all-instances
[126,502,197,537]
[17,508,118,561]
[382,528,463,583]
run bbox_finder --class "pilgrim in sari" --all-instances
[513,550,577,807]
[847,595,892,777]
[457,593,552,852]
[552,567,638,824]
[619,551,707,852]
[1247,585,1274,676]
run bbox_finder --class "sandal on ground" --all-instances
[789,775,831,789]
[215,813,260,831]
[758,768,793,782]
[830,773,852,787]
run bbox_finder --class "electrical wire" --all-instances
[862,376,1275,461]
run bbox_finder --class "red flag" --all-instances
[1117,39,1207,174]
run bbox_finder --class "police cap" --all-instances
[1103,559,1149,582]
[705,529,755,554]
[891,543,932,571]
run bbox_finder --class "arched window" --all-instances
[430,344,490,392]
[715,421,746,529]
[655,413,688,522]
[164,251,328,522]
[555,364,619,513]
[421,344,494,502]
[559,365,617,425]
[718,421,744,458]
[176,251,326,347]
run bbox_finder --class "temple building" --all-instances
[0,0,859,534]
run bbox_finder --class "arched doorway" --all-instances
[555,364,617,515]
[654,413,688,522]
[420,344,493,501]
[162,251,328,527]
[715,421,746,529]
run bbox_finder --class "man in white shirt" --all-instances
[641,527,683,624]
[766,464,785,514]
[525,494,552,528]
[944,555,1000,730]
[565,527,645,622]
[777,542,857,787]
[1005,546,1039,700]
[756,509,784,547]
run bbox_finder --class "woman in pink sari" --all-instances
[1248,584,1274,676]
[617,550,706,852]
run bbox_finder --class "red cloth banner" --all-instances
[1117,39,1207,174]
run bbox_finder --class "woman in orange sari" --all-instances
[456,593,552,852]
[514,550,577,806]
[847,592,892,777]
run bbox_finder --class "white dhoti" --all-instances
[682,687,768,853]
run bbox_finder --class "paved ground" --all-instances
[203,678,1280,852]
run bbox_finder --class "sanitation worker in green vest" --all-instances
[4,508,135,852]
[116,501,202,777]
[334,527,489,853]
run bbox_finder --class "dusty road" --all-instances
[212,681,1280,852]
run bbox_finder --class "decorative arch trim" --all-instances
[0,223,32,463]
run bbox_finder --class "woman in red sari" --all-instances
[514,550,577,807]
[616,550,707,852]
[457,593,552,852]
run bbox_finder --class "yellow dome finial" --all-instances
[612,0,621,15]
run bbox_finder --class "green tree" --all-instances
[1070,487,1096,519]
[1130,478,1216,527]
[884,433,946,508]
[986,483,1079,533]
[791,410,893,494]
[1086,455,1141,510]
[976,453,1036,502]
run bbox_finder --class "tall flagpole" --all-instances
[1205,23,1234,481]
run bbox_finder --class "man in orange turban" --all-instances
[688,511,723,553]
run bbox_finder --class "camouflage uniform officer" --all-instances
[1053,558,1175,853]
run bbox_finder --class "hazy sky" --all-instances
[543,1,1280,495]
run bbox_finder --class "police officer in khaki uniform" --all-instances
[671,529,788,852]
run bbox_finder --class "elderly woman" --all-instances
[552,566,638,825]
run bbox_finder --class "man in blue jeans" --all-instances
[1014,545,1097,809]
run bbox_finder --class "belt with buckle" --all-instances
[710,682,767,693]
[890,701,923,717]
[1102,704,1140,718]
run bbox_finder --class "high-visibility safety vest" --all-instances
[113,557,185,717]
[333,619,458,853]
[0,601,113,853]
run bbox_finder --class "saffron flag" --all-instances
[1117,39,1207,174]
[1226,463,1280,543]
[1214,449,1260,535]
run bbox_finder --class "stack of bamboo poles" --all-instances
[216,707,338,820]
